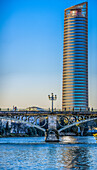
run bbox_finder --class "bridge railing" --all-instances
[0,108,97,111]
[0,108,50,112]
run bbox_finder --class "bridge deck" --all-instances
[0,111,97,116]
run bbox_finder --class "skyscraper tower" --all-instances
[62,2,88,111]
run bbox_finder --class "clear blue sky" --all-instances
[0,0,97,109]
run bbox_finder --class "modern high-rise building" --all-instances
[62,2,88,111]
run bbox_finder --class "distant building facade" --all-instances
[62,2,88,111]
[26,106,45,111]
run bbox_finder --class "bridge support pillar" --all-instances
[45,114,59,142]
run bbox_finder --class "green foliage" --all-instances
[0,127,5,136]
[27,127,33,136]
[36,128,45,136]
[71,126,78,134]
[10,133,16,137]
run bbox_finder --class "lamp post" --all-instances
[48,93,57,112]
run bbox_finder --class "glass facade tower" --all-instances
[62,2,88,111]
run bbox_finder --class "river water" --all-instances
[0,136,97,169]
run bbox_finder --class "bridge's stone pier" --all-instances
[45,114,59,142]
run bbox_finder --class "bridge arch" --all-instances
[0,116,46,132]
[58,117,97,133]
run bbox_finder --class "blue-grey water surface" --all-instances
[0,136,97,169]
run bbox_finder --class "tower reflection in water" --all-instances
[64,147,89,169]
[59,139,90,169]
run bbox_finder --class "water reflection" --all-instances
[59,146,90,169]
[61,136,77,143]
[61,135,96,144]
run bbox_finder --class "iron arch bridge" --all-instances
[0,110,97,133]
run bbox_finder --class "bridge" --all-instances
[0,110,97,142]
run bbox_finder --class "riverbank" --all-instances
[0,132,95,138]
[0,133,42,138]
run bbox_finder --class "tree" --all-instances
[27,127,34,136]
[5,122,10,135]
